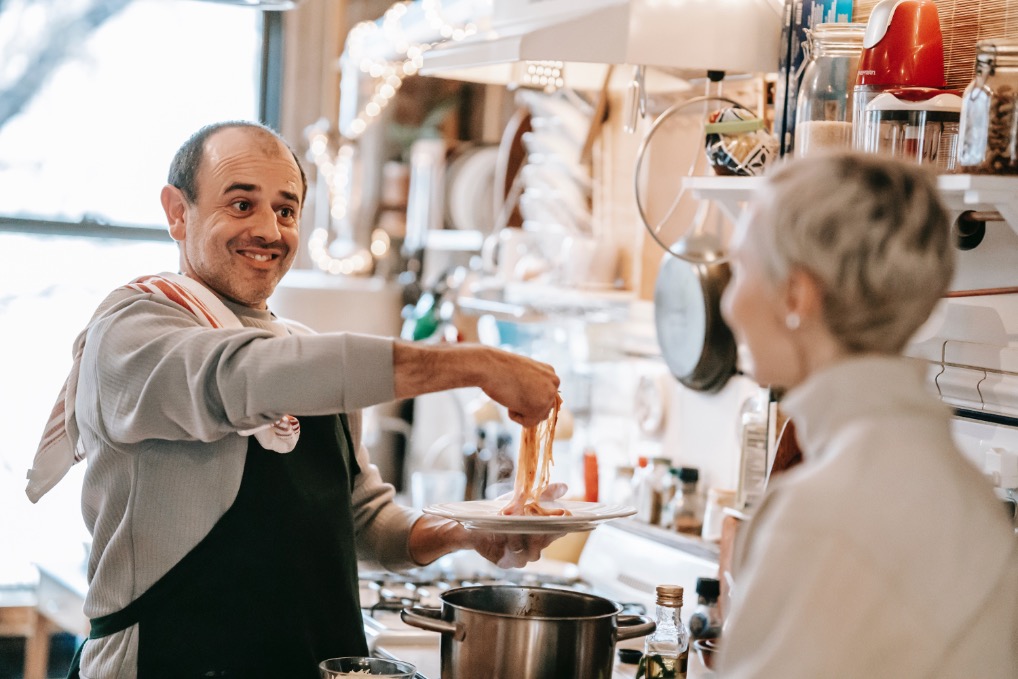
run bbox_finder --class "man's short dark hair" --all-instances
[167,121,308,205]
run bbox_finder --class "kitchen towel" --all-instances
[26,272,299,504]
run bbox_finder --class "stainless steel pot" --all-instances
[401,585,655,679]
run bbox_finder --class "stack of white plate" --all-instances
[515,89,594,239]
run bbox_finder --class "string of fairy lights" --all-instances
[305,0,479,275]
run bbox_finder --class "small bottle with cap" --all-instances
[688,577,722,640]
[668,467,703,535]
[638,585,689,679]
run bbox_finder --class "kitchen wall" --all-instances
[583,0,1018,500]
[584,75,767,496]
[280,0,1018,516]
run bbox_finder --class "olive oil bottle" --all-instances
[637,585,689,679]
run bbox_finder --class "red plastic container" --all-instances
[852,0,948,150]
[856,0,946,88]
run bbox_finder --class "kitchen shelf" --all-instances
[612,518,720,564]
[683,173,1018,236]
[936,174,1018,229]
[457,280,634,324]
[683,175,760,225]
[425,228,485,251]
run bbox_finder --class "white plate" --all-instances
[424,500,636,534]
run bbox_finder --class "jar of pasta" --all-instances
[794,22,867,158]
[958,39,1018,174]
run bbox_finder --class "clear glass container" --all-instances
[736,390,770,511]
[640,585,689,679]
[612,464,635,506]
[636,457,672,525]
[856,88,961,171]
[794,23,867,158]
[701,487,737,542]
[665,467,703,535]
[657,468,678,528]
[958,39,1018,174]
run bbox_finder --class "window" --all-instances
[0,0,271,585]
[0,0,265,227]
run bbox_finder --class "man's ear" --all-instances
[785,267,825,326]
[161,185,188,242]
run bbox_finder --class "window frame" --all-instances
[0,8,285,243]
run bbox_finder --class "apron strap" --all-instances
[65,637,86,679]
[66,567,160,678]
[88,593,150,638]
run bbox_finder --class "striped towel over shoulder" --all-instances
[26,272,299,503]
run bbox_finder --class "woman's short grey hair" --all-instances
[748,152,954,354]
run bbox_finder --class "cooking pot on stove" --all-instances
[401,585,655,679]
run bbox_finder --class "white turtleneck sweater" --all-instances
[719,355,1018,678]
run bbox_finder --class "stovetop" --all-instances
[357,551,650,678]
[357,522,720,679]
[358,554,648,655]
[358,553,649,629]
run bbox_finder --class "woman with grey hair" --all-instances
[717,152,1018,677]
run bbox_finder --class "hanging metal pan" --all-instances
[653,247,737,393]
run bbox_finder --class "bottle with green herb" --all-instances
[637,584,688,679]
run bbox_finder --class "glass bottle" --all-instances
[658,468,679,528]
[462,428,488,501]
[637,457,672,525]
[631,456,650,512]
[668,467,703,535]
[701,487,737,542]
[688,577,722,640]
[794,22,867,158]
[737,389,770,511]
[638,585,689,679]
[484,430,515,499]
[958,39,1018,174]
[612,464,635,506]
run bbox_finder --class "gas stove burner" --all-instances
[617,601,647,616]
[363,579,442,617]
[358,570,595,620]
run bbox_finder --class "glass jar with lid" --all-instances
[794,22,867,158]
[958,39,1018,174]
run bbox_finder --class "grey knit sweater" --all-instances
[73,285,419,678]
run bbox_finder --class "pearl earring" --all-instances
[785,312,801,330]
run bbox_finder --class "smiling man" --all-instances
[163,124,305,306]
[41,121,562,679]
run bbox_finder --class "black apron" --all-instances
[68,413,368,678]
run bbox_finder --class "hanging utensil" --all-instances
[633,93,763,265]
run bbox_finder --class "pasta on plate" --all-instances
[499,394,571,517]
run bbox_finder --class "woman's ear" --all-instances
[785,267,825,327]
[161,185,188,242]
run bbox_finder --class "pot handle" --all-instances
[400,606,466,641]
[615,614,656,642]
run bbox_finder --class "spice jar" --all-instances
[794,22,867,158]
[664,467,703,535]
[958,39,1018,175]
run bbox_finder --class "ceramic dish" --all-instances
[424,500,636,534]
